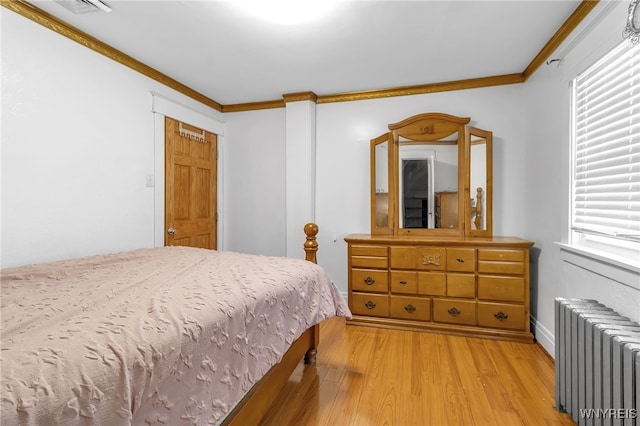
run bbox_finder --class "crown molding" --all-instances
[221,99,285,113]
[317,74,525,104]
[283,92,318,103]
[1,0,223,112]
[223,74,524,112]
[222,92,319,113]
[4,0,598,113]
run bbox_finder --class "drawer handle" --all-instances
[448,307,461,317]
[365,301,376,310]
[404,304,416,313]
[399,280,408,285]
[456,258,465,263]
[363,276,375,286]
[494,311,509,321]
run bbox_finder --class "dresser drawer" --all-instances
[446,273,475,298]
[351,245,388,257]
[478,276,524,302]
[478,260,524,275]
[390,271,418,294]
[390,296,431,321]
[446,248,476,272]
[477,302,525,330]
[418,272,446,296]
[352,269,388,293]
[416,247,446,271]
[478,249,525,262]
[351,293,389,317]
[351,256,388,269]
[433,298,476,325]
[390,246,416,269]
[350,245,388,269]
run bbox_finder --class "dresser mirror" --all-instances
[370,112,493,237]
[466,126,493,236]
[371,132,394,234]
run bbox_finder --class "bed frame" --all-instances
[221,223,321,425]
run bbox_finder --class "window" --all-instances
[570,41,640,266]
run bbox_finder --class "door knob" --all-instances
[167,227,177,235]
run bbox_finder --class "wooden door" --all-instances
[165,117,217,249]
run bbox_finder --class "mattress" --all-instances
[1,246,350,425]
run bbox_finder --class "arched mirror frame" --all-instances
[370,112,493,238]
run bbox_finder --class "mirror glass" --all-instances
[374,140,389,229]
[397,135,459,229]
[470,135,487,231]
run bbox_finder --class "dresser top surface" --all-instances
[344,234,534,247]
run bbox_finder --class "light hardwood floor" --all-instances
[260,316,575,426]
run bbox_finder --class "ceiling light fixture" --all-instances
[234,0,340,25]
[54,0,112,14]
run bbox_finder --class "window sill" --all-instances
[555,242,640,291]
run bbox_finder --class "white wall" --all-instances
[285,100,317,258]
[223,108,287,256]
[522,1,640,354]
[1,8,221,267]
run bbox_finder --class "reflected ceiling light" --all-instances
[234,0,340,25]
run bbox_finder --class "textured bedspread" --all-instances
[1,247,350,425]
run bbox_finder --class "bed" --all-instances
[1,223,350,425]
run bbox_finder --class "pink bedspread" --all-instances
[1,247,350,425]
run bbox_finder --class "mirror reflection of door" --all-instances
[402,159,430,228]
[398,149,435,228]
[398,139,460,229]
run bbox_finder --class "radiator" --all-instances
[555,298,640,426]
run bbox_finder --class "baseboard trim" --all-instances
[531,314,554,359]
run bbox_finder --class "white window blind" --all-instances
[571,41,640,245]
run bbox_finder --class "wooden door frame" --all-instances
[151,92,224,249]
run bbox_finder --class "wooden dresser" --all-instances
[345,234,535,343]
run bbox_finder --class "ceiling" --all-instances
[24,0,585,107]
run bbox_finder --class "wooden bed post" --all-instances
[303,222,320,365]
[304,222,319,264]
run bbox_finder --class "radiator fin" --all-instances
[555,298,640,426]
